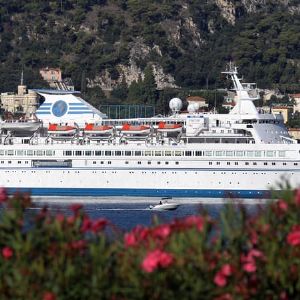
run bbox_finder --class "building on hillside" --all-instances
[0,84,39,116]
[40,67,74,91]
[272,106,293,124]
[289,93,300,113]
[186,96,208,107]
[222,96,235,111]
[288,128,300,141]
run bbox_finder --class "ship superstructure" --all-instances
[0,66,299,198]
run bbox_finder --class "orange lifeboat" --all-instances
[157,122,182,133]
[84,123,113,135]
[121,123,151,135]
[48,123,77,135]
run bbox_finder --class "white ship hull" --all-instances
[0,143,299,198]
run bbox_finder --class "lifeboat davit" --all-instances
[157,122,182,133]
[48,123,77,135]
[121,123,151,135]
[84,123,113,135]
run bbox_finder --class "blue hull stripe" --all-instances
[7,188,272,199]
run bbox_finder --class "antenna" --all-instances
[21,68,24,85]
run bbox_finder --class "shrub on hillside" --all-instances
[1,188,300,299]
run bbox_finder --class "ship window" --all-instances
[294,163,298,166]
[135,151,142,156]
[115,151,122,156]
[27,150,33,156]
[226,151,233,157]
[6,150,14,156]
[85,151,92,156]
[216,151,223,156]
[185,151,192,156]
[25,161,28,164]
[18,161,21,164]
[255,151,262,157]
[37,150,44,156]
[93,161,96,164]
[245,162,249,165]
[147,161,151,164]
[65,151,72,156]
[227,162,230,165]
[236,151,243,157]
[46,150,53,156]
[216,162,220,165]
[205,151,212,156]
[246,151,253,157]
[100,161,104,164]
[164,151,172,156]
[145,151,152,156]
[235,162,238,165]
[157,161,161,164]
[8,161,11,164]
[138,161,141,164]
[278,151,285,157]
[175,162,179,165]
[175,151,182,156]
[195,151,202,156]
[75,151,82,156]
[95,151,102,156]
[283,163,286,166]
[1,161,3,164]
[165,161,169,165]
[264,162,268,165]
[266,151,275,157]
[0,150,4,155]
[209,162,212,165]
[17,150,24,156]
[125,151,131,156]
[108,161,111,164]
[272,162,276,165]
[105,151,112,156]
[155,151,162,156]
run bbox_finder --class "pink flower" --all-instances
[277,199,288,212]
[183,215,204,231]
[70,240,87,250]
[124,232,137,247]
[214,272,227,287]
[70,204,83,214]
[287,229,300,246]
[214,293,233,300]
[43,291,56,300]
[81,216,92,232]
[141,249,173,273]
[220,264,233,276]
[91,219,108,233]
[0,188,7,203]
[243,262,256,273]
[2,246,13,260]
[214,264,234,287]
[152,224,171,240]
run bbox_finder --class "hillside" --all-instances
[0,0,300,110]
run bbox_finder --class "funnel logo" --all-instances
[52,100,68,117]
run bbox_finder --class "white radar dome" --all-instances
[187,102,200,113]
[169,98,183,113]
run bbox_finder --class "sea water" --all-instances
[28,197,268,231]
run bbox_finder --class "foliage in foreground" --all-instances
[1,189,300,299]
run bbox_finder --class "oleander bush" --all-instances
[1,188,300,300]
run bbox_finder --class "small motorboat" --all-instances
[149,200,180,211]
[157,122,182,133]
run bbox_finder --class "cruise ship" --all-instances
[0,66,299,198]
